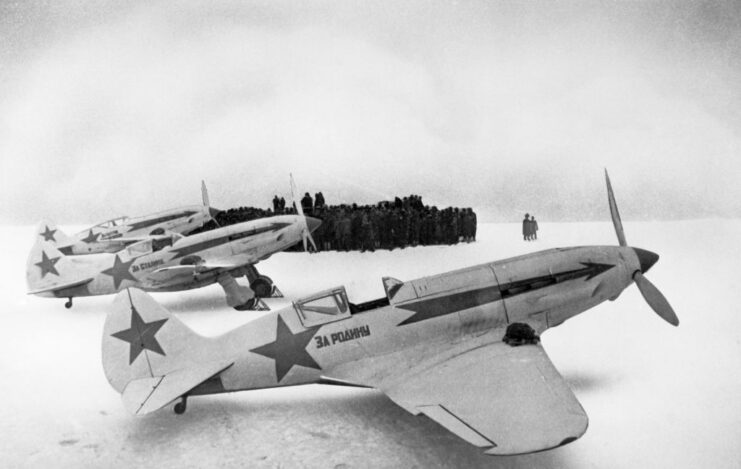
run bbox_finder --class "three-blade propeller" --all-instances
[290,174,318,252]
[605,170,678,326]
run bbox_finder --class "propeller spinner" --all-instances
[605,170,679,326]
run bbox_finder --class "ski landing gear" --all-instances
[174,396,187,415]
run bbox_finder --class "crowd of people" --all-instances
[193,193,477,252]
[522,213,539,241]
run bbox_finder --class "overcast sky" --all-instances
[1,0,739,223]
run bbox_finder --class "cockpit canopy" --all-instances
[93,216,129,229]
[295,287,351,327]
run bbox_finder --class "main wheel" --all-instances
[250,276,274,298]
[174,397,187,414]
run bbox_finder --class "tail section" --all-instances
[34,220,75,249]
[26,241,92,296]
[102,289,231,415]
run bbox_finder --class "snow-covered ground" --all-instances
[1,220,740,469]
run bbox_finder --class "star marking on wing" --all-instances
[81,229,100,244]
[40,226,56,242]
[111,304,168,365]
[35,251,60,277]
[101,255,138,289]
[250,315,321,382]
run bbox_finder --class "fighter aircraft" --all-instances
[101,171,678,455]
[35,181,220,255]
[27,212,321,310]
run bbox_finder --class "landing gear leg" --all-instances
[217,273,254,309]
[174,396,187,415]
[64,297,73,309]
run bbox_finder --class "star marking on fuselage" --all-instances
[40,226,56,242]
[35,251,60,277]
[101,255,138,289]
[81,229,100,244]
[111,305,168,365]
[250,315,321,382]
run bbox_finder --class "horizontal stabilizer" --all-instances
[122,360,233,415]
[27,277,93,295]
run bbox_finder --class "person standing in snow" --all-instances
[522,214,531,241]
[531,215,539,240]
[301,192,313,215]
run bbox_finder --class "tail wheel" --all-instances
[64,298,73,309]
[250,276,274,298]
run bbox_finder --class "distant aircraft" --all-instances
[27,213,321,310]
[100,171,678,455]
[35,181,220,255]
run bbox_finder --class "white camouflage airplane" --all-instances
[35,181,220,255]
[101,171,678,455]
[27,213,321,310]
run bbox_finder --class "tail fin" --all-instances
[102,289,231,415]
[34,220,75,249]
[26,241,90,296]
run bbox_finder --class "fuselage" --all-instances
[61,205,212,255]
[111,245,646,396]
[29,215,307,298]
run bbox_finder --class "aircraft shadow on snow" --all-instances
[124,389,572,468]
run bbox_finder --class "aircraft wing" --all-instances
[338,341,588,455]
[149,257,251,281]
[121,360,233,415]
[27,277,94,295]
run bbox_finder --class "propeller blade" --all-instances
[305,227,317,252]
[634,271,679,326]
[201,180,210,207]
[200,180,221,227]
[605,169,627,247]
[290,173,317,252]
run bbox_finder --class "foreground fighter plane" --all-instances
[35,181,220,255]
[101,171,678,455]
[27,213,321,309]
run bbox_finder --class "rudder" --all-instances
[102,288,212,395]
[34,220,74,249]
[26,241,85,296]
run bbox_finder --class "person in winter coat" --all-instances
[300,192,313,215]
